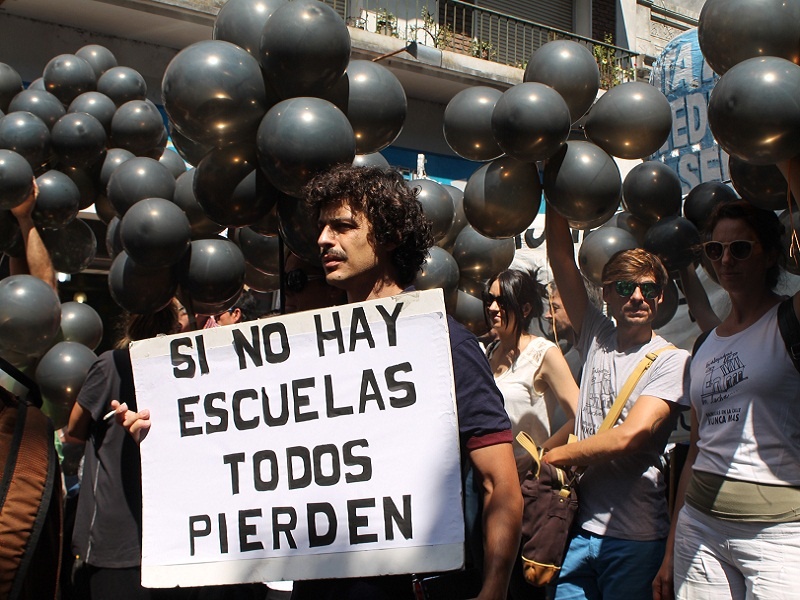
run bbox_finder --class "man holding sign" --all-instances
[119,165,521,600]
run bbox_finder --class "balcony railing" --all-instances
[321,0,641,87]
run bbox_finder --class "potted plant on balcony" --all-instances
[375,8,398,37]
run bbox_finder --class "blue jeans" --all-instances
[552,529,666,600]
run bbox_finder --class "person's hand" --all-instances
[10,177,38,221]
[652,554,674,600]
[111,399,151,444]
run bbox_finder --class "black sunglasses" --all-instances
[482,292,505,307]
[613,281,662,300]
[284,269,322,293]
[702,240,757,262]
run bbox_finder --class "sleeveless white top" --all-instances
[487,337,558,456]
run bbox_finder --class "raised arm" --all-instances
[776,156,800,324]
[545,204,589,336]
[469,442,523,600]
[10,178,56,291]
[678,264,720,333]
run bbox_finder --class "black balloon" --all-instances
[40,218,97,274]
[603,211,650,246]
[0,149,34,210]
[414,246,460,297]
[105,216,124,258]
[543,141,621,228]
[27,79,46,91]
[163,41,268,147]
[259,0,351,99]
[256,97,355,196]
[244,262,281,292]
[443,87,504,162]
[236,227,281,274]
[643,215,701,272]
[51,112,106,168]
[708,57,800,165]
[652,278,679,330]
[352,152,390,169]
[169,126,212,167]
[98,147,135,189]
[111,99,166,156]
[0,63,23,112]
[407,178,455,243]
[194,145,276,227]
[35,341,97,428]
[68,91,117,134]
[62,166,99,210]
[33,170,80,228]
[277,195,320,264]
[108,251,177,313]
[622,161,682,224]
[584,82,672,159]
[97,66,147,107]
[0,110,51,170]
[158,147,187,178]
[698,0,800,76]
[578,226,639,286]
[0,274,61,358]
[76,45,118,80]
[106,157,176,216]
[728,155,789,210]
[341,60,406,154]
[491,82,570,162]
[451,225,515,282]
[8,89,66,129]
[437,185,467,251]
[43,54,96,105]
[178,238,246,304]
[249,203,280,236]
[93,193,117,224]
[463,157,542,239]
[191,289,243,317]
[451,288,490,336]
[119,197,191,268]
[59,301,104,350]
[213,0,288,59]
[523,40,600,124]
[172,169,225,238]
[683,182,738,231]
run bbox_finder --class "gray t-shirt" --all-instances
[574,305,690,541]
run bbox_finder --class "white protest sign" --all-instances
[131,289,464,587]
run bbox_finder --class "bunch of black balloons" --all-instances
[438,38,688,330]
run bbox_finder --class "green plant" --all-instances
[470,38,495,60]
[410,6,453,49]
[593,33,635,88]
[375,8,398,37]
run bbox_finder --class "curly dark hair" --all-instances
[304,165,434,286]
[484,268,548,342]
[703,200,785,290]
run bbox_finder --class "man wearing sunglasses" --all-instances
[543,206,690,600]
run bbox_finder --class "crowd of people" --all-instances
[2,163,799,600]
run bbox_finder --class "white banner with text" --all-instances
[131,290,464,587]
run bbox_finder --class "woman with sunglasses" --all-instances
[654,201,800,600]
[484,268,578,600]
[483,269,579,472]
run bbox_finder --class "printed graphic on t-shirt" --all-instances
[700,351,747,407]
[581,366,614,436]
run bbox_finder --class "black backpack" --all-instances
[692,297,800,372]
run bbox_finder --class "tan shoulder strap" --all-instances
[597,345,676,433]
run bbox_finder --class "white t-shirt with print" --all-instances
[691,302,800,486]
[574,305,691,541]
